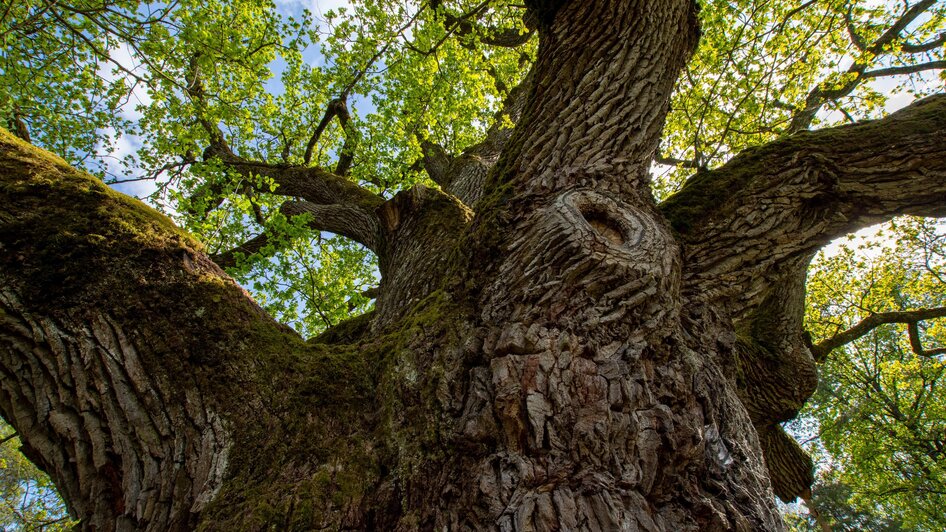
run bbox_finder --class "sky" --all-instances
[100,1,940,202]
[102,0,356,198]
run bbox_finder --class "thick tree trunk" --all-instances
[2,0,946,530]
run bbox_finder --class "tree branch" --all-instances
[786,0,941,134]
[0,129,285,528]
[186,54,234,158]
[0,129,379,528]
[901,32,946,54]
[811,307,946,361]
[663,94,946,315]
[655,152,700,169]
[864,60,946,79]
[224,161,381,207]
[332,100,357,177]
[428,68,533,206]
[419,138,454,186]
[303,98,344,166]
[211,200,383,268]
[184,59,378,221]
[908,321,946,358]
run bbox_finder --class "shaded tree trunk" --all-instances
[1,1,945,530]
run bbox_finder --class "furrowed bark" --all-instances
[497,0,700,200]
[0,130,381,530]
[386,1,785,529]
[661,93,946,503]
[664,94,946,315]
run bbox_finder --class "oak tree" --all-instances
[1,0,945,529]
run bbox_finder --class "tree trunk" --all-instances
[2,0,945,530]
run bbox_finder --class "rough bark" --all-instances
[660,94,946,504]
[2,0,946,530]
[0,132,382,530]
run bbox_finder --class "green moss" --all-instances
[0,127,387,530]
[0,129,196,246]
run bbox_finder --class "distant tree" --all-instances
[800,217,946,531]
[0,421,73,530]
[1,0,945,529]
[783,473,904,531]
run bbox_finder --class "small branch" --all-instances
[901,32,946,54]
[339,4,428,98]
[908,321,946,357]
[864,60,946,79]
[186,55,235,158]
[844,6,868,52]
[802,495,832,532]
[301,97,358,175]
[776,0,819,33]
[333,100,357,176]
[211,233,272,268]
[303,98,344,166]
[348,286,379,312]
[655,152,700,169]
[812,307,946,361]
[479,27,534,48]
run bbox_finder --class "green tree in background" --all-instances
[792,217,946,531]
[0,422,73,531]
[1,0,945,529]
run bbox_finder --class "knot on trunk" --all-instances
[484,188,680,336]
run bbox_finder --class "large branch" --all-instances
[812,307,946,361]
[663,94,946,315]
[0,129,272,527]
[662,98,946,501]
[198,155,384,210]
[211,200,383,267]
[0,129,378,528]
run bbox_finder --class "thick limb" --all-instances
[664,94,946,315]
[662,94,946,502]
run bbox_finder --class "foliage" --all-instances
[655,0,945,198]
[0,422,73,531]
[783,473,904,531]
[801,217,946,531]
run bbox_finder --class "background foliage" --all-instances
[0,424,73,531]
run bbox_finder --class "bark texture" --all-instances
[1,0,946,530]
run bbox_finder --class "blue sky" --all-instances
[103,0,356,198]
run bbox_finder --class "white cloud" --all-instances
[96,43,152,122]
